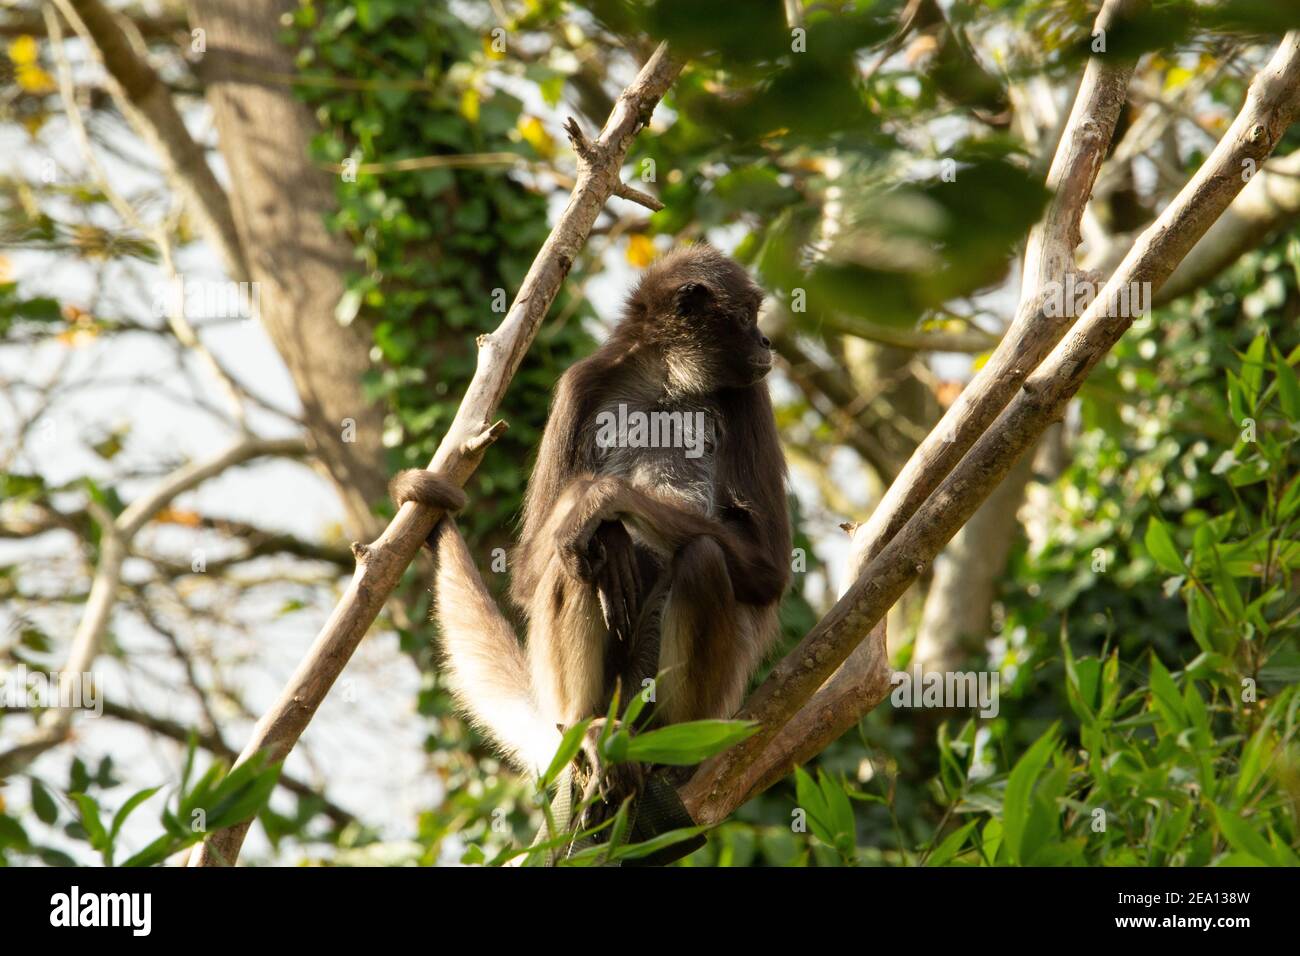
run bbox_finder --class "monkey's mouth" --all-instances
[747,356,773,382]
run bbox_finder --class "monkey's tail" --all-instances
[430,520,562,774]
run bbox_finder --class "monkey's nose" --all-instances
[760,335,771,348]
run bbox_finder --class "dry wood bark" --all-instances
[55,0,248,282]
[187,0,391,536]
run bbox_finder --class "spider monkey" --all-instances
[392,245,791,782]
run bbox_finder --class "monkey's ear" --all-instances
[673,281,715,317]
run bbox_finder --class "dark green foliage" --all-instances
[292,0,595,543]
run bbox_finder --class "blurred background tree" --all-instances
[0,0,1297,865]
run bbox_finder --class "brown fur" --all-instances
[395,245,791,772]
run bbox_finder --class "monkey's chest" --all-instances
[589,399,720,515]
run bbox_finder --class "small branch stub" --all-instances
[462,419,509,458]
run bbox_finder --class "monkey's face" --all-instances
[623,248,771,393]
[666,278,772,390]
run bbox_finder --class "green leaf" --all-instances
[1235,720,1272,801]
[1211,548,1246,629]
[30,779,59,825]
[925,820,977,867]
[120,834,181,868]
[1002,726,1058,866]
[540,720,590,789]
[1147,654,1186,732]
[70,793,108,856]
[1212,804,1280,866]
[620,677,653,728]
[110,787,161,845]
[1240,332,1268,410]
[1273,347,1300,419]
[1145,517,1186,574]
[819,771,858,858]
[575,824,709,865]
[621,719,759,766]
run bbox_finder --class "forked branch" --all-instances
[681,24,1300,824]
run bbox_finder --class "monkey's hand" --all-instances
[591,522,643,645]
[557,477,626,577]
[558,508,608,581]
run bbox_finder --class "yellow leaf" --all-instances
[154,507,203,527]
[57,328,98,347]
[460,88,480,124]
[7,35,38,66]
[482,33,506,61]
[1163,66,1193,93]
[626,234,657,268]
[17,64,55,94]
[517,115,554,159]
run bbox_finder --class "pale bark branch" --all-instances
[0,437,307,777]
[680,26,1300,825]
[847,0,1142,576]
[680,0,1145,819]
[52,0,249,282]
[1154,150,1300,302]
[325,152,665,211]
[187,44,683,867]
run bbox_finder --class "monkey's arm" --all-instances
[558,476,786,606]
[510,360,605,606]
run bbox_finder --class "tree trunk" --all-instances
[188,0,387,536]
[912,447,1033,672]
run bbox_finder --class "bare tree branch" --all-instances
[1135,150,1300,303]
[187,43,683,867]
[0,436,307,776]
[52,0,249,281]
[680,27,1300,825]
[1,7,187,40]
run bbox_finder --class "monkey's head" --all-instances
[620,245,772,394]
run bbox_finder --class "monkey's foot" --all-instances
[576,719,644,828]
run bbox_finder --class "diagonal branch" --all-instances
[0,436,307,777]
[51,0,249,281]
[681,27,1300,825]
[685,0,1145,816]
[187,44,684,867]
[847,0,1144,577]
